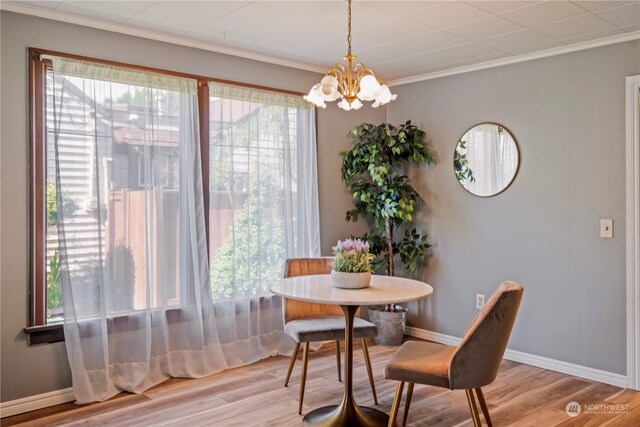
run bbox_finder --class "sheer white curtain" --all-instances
[48,57,318,404]
[465,124,518,196]
[50,57,225,403]
[207,82,321,362]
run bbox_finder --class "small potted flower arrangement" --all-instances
[331,238,375,289]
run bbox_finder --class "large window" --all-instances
[28,49,317,338]
[42,68,186,323]
[208,84,317,300]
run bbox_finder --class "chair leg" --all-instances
[361,338,378,405]
[388,381,405,427]
[475,388,493,427]
[298,342,310,415]
[335,340,342,382]
[465,389,482,427]
[402,383,414,426]
[284,341,300,387]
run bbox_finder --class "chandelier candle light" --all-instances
[304,0,397,110]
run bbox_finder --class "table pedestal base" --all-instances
[302,305,390,427]
[303,403,389,427]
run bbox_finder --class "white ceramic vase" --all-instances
[331,270,371,289]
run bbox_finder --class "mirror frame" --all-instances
[453,122,520,198]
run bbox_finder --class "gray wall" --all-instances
[318,106,386,255]
[387,40,640,375]
[0,11,382,402]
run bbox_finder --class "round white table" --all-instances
[270,274,433,427]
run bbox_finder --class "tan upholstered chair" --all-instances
[385,281,524,427]
[283,258,379,414]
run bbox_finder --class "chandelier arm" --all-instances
[358,63,370,75]
[354,63,366,79]
[330,66,347,95]
[333,63,346,74]
[360,65,382,84]
[338,80,348,95]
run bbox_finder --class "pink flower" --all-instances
[333,238,370,254]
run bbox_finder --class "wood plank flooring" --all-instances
[3,340,639,427]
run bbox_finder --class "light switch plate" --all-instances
[600,219,613,238]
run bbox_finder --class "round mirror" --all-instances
[454,123,519,197]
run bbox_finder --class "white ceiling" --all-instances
[4,1,640,84]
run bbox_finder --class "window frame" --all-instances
[26,47,305,344]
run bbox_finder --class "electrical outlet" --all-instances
[476,294,485,310]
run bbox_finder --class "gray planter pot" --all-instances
[368,305,408,346]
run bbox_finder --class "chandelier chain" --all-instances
[347,0,352,55]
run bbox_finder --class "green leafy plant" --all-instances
[46,250,63,320]
[341,121,436,311]
[209,170,286,299]
[209,104,295,299]
[45,181,78,321]
[46,180,78,227]
[332,238,374,273]
[454,139,475,183]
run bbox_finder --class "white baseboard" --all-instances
[405,326,461,346]
[0,387,75,418]
[404,326,628,389]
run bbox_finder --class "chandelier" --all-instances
[304,0,396,110]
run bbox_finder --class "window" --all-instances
[36,57,194,327]
[208,84,319,300]
[28,49,318,341]
[138,154,172,188]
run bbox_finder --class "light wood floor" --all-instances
[3,340,640,427]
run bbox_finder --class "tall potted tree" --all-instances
[341,120,435,345]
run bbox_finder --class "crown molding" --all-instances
[0,3,328,75]
[388,31,640,87]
